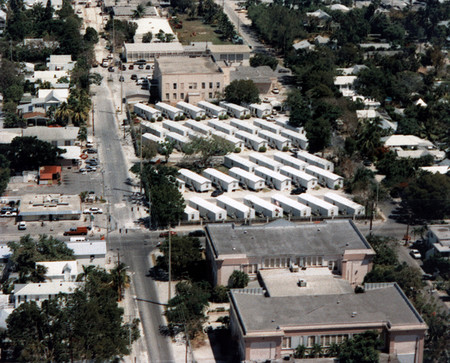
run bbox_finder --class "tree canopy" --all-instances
[224,79,260,105]
[338,331,381,363]
[183,135,235,167]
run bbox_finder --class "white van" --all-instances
[18,221,26,230]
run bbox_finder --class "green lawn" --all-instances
[174,15,232,45]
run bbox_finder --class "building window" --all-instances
[282,337,291,349]
[165,93,169,100]
[64,140,71,146]
[307,336,316,347]
[173,83,177,89]
[209,92,213,98]
[180,83,184,89]
[209,82,213,88]
[202,82,206,89]
[320,334,348,347]
[173,93,177,99]
[180,93,184,99]
[216,82,220,88]
[90,255,95,262]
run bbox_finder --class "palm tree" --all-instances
[76,265,96,282]
[54,102,71,126]
[327,342,341,357]
[132,4,145,19]
[310,343,323,358]
[294,344,307,358]
[110,262,130,302]
[31,264,48,283]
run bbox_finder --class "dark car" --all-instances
[108,66,114,72]
[131,74,138,80]
[138,64,144,69]
[129,64,134,70]
[120,65,126,71]
[86,148,97,154]
[146,64,151,70]
[119,75,124,82]
[188,230,206,237]
[87,160,98,166]
[290,187,307,195]
[159,231,177,238]
[211,190,224,197]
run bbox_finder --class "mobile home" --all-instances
[183,205,200,221]
[224,154,258,172]
[142,133,162,145]
[188,197,226,221]
[305,165,343,189]
[216,195,255,219]
[176,101,206,120]
[254,166,292,191]
[184,120,213,136]
[197,100,227,118]
[155,102,184,120]
[219,101,250,119]
[235,130,268,151]
[273,152,308,171]
[176,178,185,193]
[211,130,244,149]
[202,168,239,192]
[258,129,291,150]
[296,150,334,171]
[134,103,162,121]
[249,153,283,172]
[275,118,305,133]
[178,169,213,192]
[249,103,272,118]
[280,128,309,150]
[243,195,283,218]
[271,194,311,217]
[230,119,259,135]
[165,132,189,151]
[324,192,365,216]
[162,120,191,137]
[207,119,238,135]
[297,194,339,217]
[228,167,265,191]
[141,122,166,138]
[280,166,318,190]
[253,118,281,134]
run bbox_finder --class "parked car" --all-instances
[272,88,280,94]
[108,66,114,72]
[409,249,421,259]
[129,65,134,70]
[87,160,98,166]
[159,231,177,238]
[188,230,205,237]
[119,75,124,82]
[18,221,27,230]
[211,190,224,197]
[83,207,103,214]
[86,166,97,172]
[138,64,144,69]
[146,64,151,70]
[86,148,97,154]
[120,65,126,71]
[131,74,137,80]
[79,168,87,173]
[290,187,306,195]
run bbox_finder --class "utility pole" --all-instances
[117,248,121,299]
[139,122,143,195]
[92,104,95,136]
[168,226,172,302]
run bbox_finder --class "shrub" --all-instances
[211,285,229,303]
[240,115,245,120]
[157,116,163,121]
[150,118,156,123]
[174,116,180,121]
[219,115,225,120]
[245,114,251,119]
[180,115,185,120]
[202,115,207,120]
[282,146,289,152]
[334,185,340,190]
[258,146,267,153]
[234,147,241,153]
[195,117,201,121]
[228,270,249,288]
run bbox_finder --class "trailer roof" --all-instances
[216,195,251,213]
[306,165,343,180]
[298,194,338,210]
[255,166,291,182]
[229,167,264,183]
[189,196,226,213]
[179,169,211,184]
[203,168,238,184]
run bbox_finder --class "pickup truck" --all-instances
[63,226,88,236]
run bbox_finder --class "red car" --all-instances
[159,231,177,238]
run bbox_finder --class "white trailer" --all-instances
[224,154,258,172]
[178,169,213,192]
[183,120,213,136]
[253,118,281,134]
[280,129,309,150]
[162,120,191,137]
[216,195,255,219]
[176,178,185,193]
[230,119,259,135]
[249,103,272,118]
[273,152,308,171]
[280,166,318,190]
[258,129,291,150]
[254,166,291,191]
[176,101,206,120]
[219,101,251,119]
[183,205,200,221]
[166,132,190,151]
[249,153,283,172]
[243,195,283,218]
[134,103,162,121]
[305,165,343,189]
[155,102,184,120]
[141,122,166,138]
[271,194,311,217]
[297,194,339,217]
[275,118,305,133]
[235,130,268,151]
[188,197,226,221]
[197,100,227,118]
[211,130,244,149]
[296,150,334,171]
[207,119,237,135]
[229,167,265,191]
[324,193,365,216]
[142,133,162,145]
[202,168,239,192]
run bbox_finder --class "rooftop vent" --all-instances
[351,312,357,318]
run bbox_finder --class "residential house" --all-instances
[425,225,450,258]
[46,55,75,71]
[17,89,69,114]
[22,126,79,147]
[13,281,82,308]
[382,135,445,160]
[39,165,61,185]
[65,240,107,268]
[230,66,278,94]
[36,261,78,282]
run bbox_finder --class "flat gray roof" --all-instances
[206,219,372,258]
[231,284,424,333]
[157,56,223,75]
[429,225,450,245]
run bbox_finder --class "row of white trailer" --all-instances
[183,192,365,221]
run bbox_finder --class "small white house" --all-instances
[249,153,283,172]
[65,241,107,268]
[155,102,184,120]
[253,118,281,134]
[224,154,258,172]
[162,120,191,136]
[207,119,238,135]
[183,205,200,221]
[197,100,227,117]
[188,197,226,221]
[142,133,162,145]
[305,165,343,189]
[230,119,259,135]
[211,130,244,149]
[14,282,83,308]
[249,103,272,118]
[254,166,292,191]
[141,122,166,138]
[273,152,308,171]
[323,193,365,216]
[36,260,78,282]
[235,130,268,151]
[165,132,189,151]
[177,101,206,119]
[229,167,265,191]
[296,150,334,171]
[216,195,255,219]
[134,103,162,121]
[184,120,213,136]
[297,194,338,217]
[178,169,213,192]
[219,101,251,119]
[275,118,305,133]
[258,129,291,150]
[176,178,186,193]
[202,168,239,192]
[280,166,318,190]
[280,129,309,150]
[271,194,311,217]
[243,195,283,218]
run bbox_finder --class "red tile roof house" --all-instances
[38,165,61,185]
